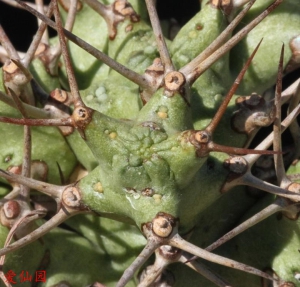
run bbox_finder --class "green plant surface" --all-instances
[0,0,299,286]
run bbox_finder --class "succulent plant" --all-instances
[0,0,300,286]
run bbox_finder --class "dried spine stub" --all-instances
[151,213,177,238]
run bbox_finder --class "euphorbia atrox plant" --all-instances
[0,0,300,286]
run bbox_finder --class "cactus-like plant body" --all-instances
[0,0,300,286]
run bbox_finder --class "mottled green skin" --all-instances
[231,0,300,94]
[0,70,77,185]
[0,218,145,287]
[80,108,203,231]
[0,0,300,286]
[73,0,300,282]
[195,194,300,287]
